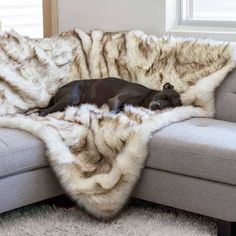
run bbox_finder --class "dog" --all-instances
[38,77,182,116]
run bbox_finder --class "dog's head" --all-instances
[148,83,182,111]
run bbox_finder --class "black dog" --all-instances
[38,77,182,116]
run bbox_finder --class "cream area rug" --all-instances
[0,29,235,218]
[0,200,216,236]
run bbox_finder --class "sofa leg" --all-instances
[43,194,75,209]
[217,220,236,236]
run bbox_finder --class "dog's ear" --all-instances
[163,83,174,90]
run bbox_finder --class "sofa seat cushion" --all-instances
[0,128,47,178]
[1,118,236,186]
[147,118,236,186]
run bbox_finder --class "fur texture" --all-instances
[0,29,235,218]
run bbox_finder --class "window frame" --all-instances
[43,0,58,37]
[180,0,236,28]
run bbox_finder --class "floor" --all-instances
[0,198,216,236]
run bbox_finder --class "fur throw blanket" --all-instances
[0,29,235,218]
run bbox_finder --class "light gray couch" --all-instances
[1,69,236,236]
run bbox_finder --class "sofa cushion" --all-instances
[0,128,47,178]
[1,118,235,186]
[216,68,236,123]
[147,118,236,186]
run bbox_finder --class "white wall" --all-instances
[58,0,236,41]
[58,0,166,36]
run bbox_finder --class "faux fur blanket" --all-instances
[0,29,235,218]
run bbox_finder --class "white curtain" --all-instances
[0,0,43,38]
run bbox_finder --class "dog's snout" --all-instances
[155,102,161,109]
[151,103,161,110]
[149,102,162,110]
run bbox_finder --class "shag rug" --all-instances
[0,200,216,236]
[0,29,235,218]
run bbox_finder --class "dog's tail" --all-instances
[24,96,55,115]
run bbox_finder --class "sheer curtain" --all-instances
[0,0,43,38]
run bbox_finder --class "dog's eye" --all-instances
[162,94,167,99]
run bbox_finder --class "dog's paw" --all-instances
[38,110,48,116]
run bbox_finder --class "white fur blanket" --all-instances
[0,29,235,218]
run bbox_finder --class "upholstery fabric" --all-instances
[216,68,236,123]
[0,167,63,214]
[134,168,236,222]
[147,118,236,185]
[0,128,46,178]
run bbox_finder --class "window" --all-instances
[181,0,236,27]
[0,0,43,38]
[0,0,58,38]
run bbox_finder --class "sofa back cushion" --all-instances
[215,68,236,123]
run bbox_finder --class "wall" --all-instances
[58,0,165,36]
[58,0,236,41]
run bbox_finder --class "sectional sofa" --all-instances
[0,69,236,236]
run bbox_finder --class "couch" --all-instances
[0,69,236,236]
